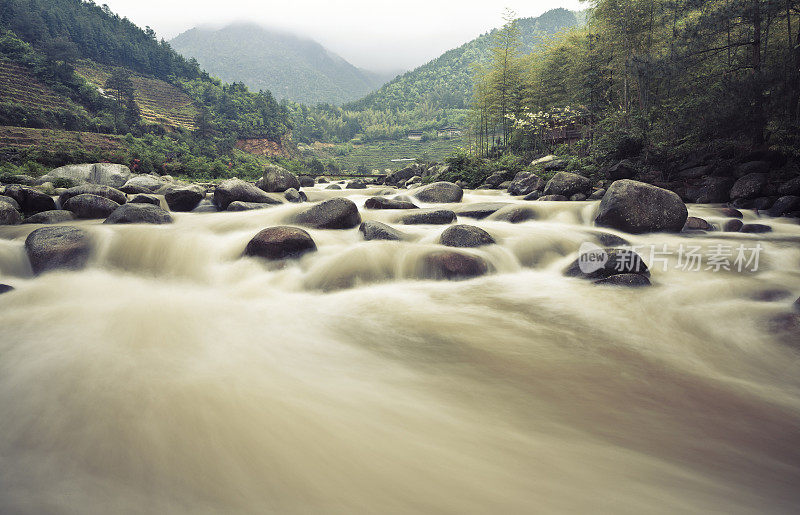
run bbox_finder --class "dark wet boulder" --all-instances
[0,284,13,294]
[25,226,92,275]
[364,196,418,210]
[24,210,75,224]
[723,219,744,232]
[439,224,495,248]
[730,173,767,200]
[587,231,630,248]
[164,186,204,212]
[570,193,587,201]
[538,194,568,201]
[400,209,457,225]
[677,164,713,180]
[129,194,161,206]
[359,221,406,241]
[3,184,56,215]
[298,175,315,187]
[719,207,743,218]
[733,160,770,178]
[483,170,516,188]
[0,200,21,225]
[453,202,509,219]
[740,223,772,233]
[564,246,649,280]
[749,289,792,302]
[778,176,800,196]
[104,203,173,224]
[294,198,361,229]
[593,273,651,287]
[588,188,606,200]
[494,206,536,223]
[346,180,368,189]
[325,184,342,190]
[606,160,636,180]
[413,182,463,203]
[507,172,545,196]
[683,216,712,231]
[64,194,120,219]
[595,180,688,234]
[684,177,733,203]
[244,226,316,260]
[284,188,303,203]
[59,184,126,207]
[0,195,20,211]
[316,177,329,184]
[257,164,300,193]
[227,201,275,212]
[752,197,775,210]
[119,184,151,195]
[384,166,420,187]
[213,178,278,210]
[767,196,800,217]
[421,251,490,280]
[542,172,592,197]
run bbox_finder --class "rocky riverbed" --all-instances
[0,163,799,514]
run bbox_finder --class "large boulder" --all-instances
[104,203,173,224]
[0,195,20,211]
[59,184,126,207]
[483,170,516,188]
[594,179,688,233]
[364,197,418,210]
[294,198,361,229]
[213,178,279,210]
[439,225,495,248]
[684,177,733,203]
[507,172,545,196]
[730,173,768,200]
[24,210,75,224]
[129,194,161,206]
[25,226,92,275]
[564,246,650,280]
[594,273,651,287]
[38,164,94,185]
[63,194,120,219]
[385,166,421,187]
[227,201,275,212]
[359,221,406,241]
[90,163,133,187]
[778,176,800,196]
[0,200,21,225]
[121,174,167,193]
[243,226,317,260]
[400,209,456,225]
[257,164,300,193]
[0,284,13,294]
[767,196,800,217]
[298,175,315,187]
[421,251,490,280]
[3,184,56,215]
[413,182,463,203]
[733,160,770,177]
[542,172,592,197]
[164,186,204,212]
[606,160,637,180]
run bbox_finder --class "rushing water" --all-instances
[0,185,799,514]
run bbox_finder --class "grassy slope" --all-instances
[0,57,89,116]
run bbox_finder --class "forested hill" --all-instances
[0,0,291,141]
[345,8,584,113]
[170,24,393,105]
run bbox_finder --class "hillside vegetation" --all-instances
[170,24,392,105]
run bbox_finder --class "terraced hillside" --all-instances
[0,58,86,115]
[75,61,199,131]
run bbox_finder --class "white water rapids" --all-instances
[0,185,799,514]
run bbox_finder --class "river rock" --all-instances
[564,247,649,280]
[453,202,509,219]
[594,179,688,233]
[494,206,536,223]
[244,226,317,260]
[414,182,463,203]
[0,194,20,211]
[104,203,173,224]
[325,184,342,190]
[359,221,406,241]
[733,160,770,178]
[523,191,541,201]
[121,174,166,193]
[507,172,545,196]
[24,210,75,224]
[347,180,368,189]
[730,173,767,200]
[64,194,120,219]
[364,197,418,210]
[299,175,315,187]
[588,188,606,200]
[90,163,133,188]
[401,210,456,225]
[543,172,592,197]
[129,194,161,206]
[740,223,772,233]
[570,193,588,201]
[439,225,495,248]
[0,284,13,294]
[316,177,328,184]
[38,164,93,185]
[59,184,126,206]
[421,251,490,280]
[723,219,744,232]
[214,178,279,210]
[284,188,303,202]
[227,201,275,212]
[294,198,361,229]
[683,216,712,231]
[3,184,56,215]
[719,207,743,218]
[0,201,21,225]
[607,160,636,180]
[778,176,800,196]
[25,226,92,275]
[257,164,300,192]
[538,194,568,201]
[594,273,651,287]
[767,196,800,217]
[483,170,516,188]
[164,186,204,211]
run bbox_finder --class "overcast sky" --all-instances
[98,0,584,72]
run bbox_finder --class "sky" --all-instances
[98,0,584,72]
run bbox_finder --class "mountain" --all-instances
[345,8,584,113]
[170,24,393,106]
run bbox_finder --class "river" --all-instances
[0,185,798,514]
